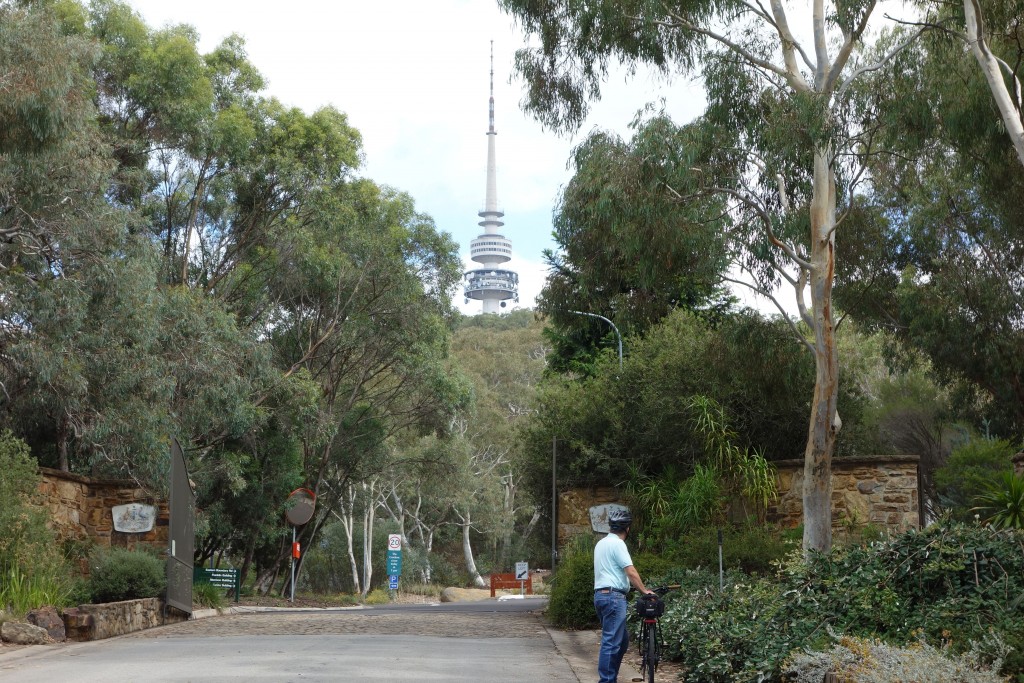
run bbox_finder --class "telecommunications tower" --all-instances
[463,42,519,313]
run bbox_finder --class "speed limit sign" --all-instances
[388,534,401,550]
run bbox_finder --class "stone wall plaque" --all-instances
[112,503,157,533]
[589,503,630,534]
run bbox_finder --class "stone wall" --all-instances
[557,455,922,547]
[63,598,188,641]
[35,468,169,557]
[557,486,618,546]
[769,455,921,533]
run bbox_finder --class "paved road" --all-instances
[0,598,623,682]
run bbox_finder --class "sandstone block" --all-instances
[857,481,880,494]
[1,621,52,645]
[27,606,66,642]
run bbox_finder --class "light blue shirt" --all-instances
[593,533,633,591]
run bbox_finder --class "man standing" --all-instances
[593,508,653,683]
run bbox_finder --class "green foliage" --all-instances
[538,117,732,372]
[974,473,1024,530]
[87,547,167,603]
[0,566,74,616]
[363,588,391,605]
[0,432,73,614]
[935,439,1018,521]
[662,524,797,575]
[654,520,1024,681]
[546,535,598,629]
[836,20,1024,437]
[192,581,226,610]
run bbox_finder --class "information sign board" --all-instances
[389,575,399,590]
[386,552,402,575]
[515,561,529,580]
[193,567,240,602]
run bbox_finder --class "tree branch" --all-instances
[836,25,928,100]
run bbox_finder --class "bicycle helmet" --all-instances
[608,508,632,533]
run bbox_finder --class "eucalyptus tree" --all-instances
[959,0,1024,165]
[834,25,1024,438]
[0,1,179,479]
[501,0,929,550]
[450,311,547,570]
[538,118,733,372]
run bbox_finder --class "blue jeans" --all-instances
[594,590,629,683]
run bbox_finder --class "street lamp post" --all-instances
[568,310,622,370]
[550,311,622,570]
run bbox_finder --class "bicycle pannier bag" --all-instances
[635,594,664,618]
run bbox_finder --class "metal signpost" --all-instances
[515,561,529,595]
[285,488,316,603]
[387,534,402,592]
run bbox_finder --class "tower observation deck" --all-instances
[463,42,518,313]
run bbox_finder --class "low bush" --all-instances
[0,566,74,616]
[88,547,167,603]
[654,520,1024,681]
[400,582,443,599]
[935,438,1017,521]
[546,534,597,629]
[192,581,226,609]
[0,432,75,614]
[662,522,796,574]
[785,633,1010,683]
[364,588,391,605]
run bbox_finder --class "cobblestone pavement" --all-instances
[124,608,552,640]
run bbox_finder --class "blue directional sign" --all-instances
[386,549,402,575]
[389,574,399,590]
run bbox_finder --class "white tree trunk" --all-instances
[340,483,361,595]
[802,148,840,554]
[459,510,486,588]
[965,0,1024,166]
[361,481,378,597]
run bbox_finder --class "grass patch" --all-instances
[398,582,443,599]
[193,581,227,609]
[0,565,74,616]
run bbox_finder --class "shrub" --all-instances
[935,438,1017,521]
[546,534,598,629]
[88,547,167,603]
[0,565,74,616]
[656,571,812,681]
[655,520,1024,681]
[192,581,226,609]
[785,633,1010,683]
[0,432,74,614]
[363,588,391,605]
[662,523,796,574]
[973,473,1024,529]
[400,582,443,599]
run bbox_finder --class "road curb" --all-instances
[544,625,642,682]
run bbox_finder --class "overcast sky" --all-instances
[122,0,709,314]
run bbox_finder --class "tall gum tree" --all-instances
[500,0,925,551]
[961,0,1024,165]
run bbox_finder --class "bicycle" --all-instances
[632,585,678,683]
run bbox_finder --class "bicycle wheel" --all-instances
[645,622,657,683]
[636,623,651,683]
